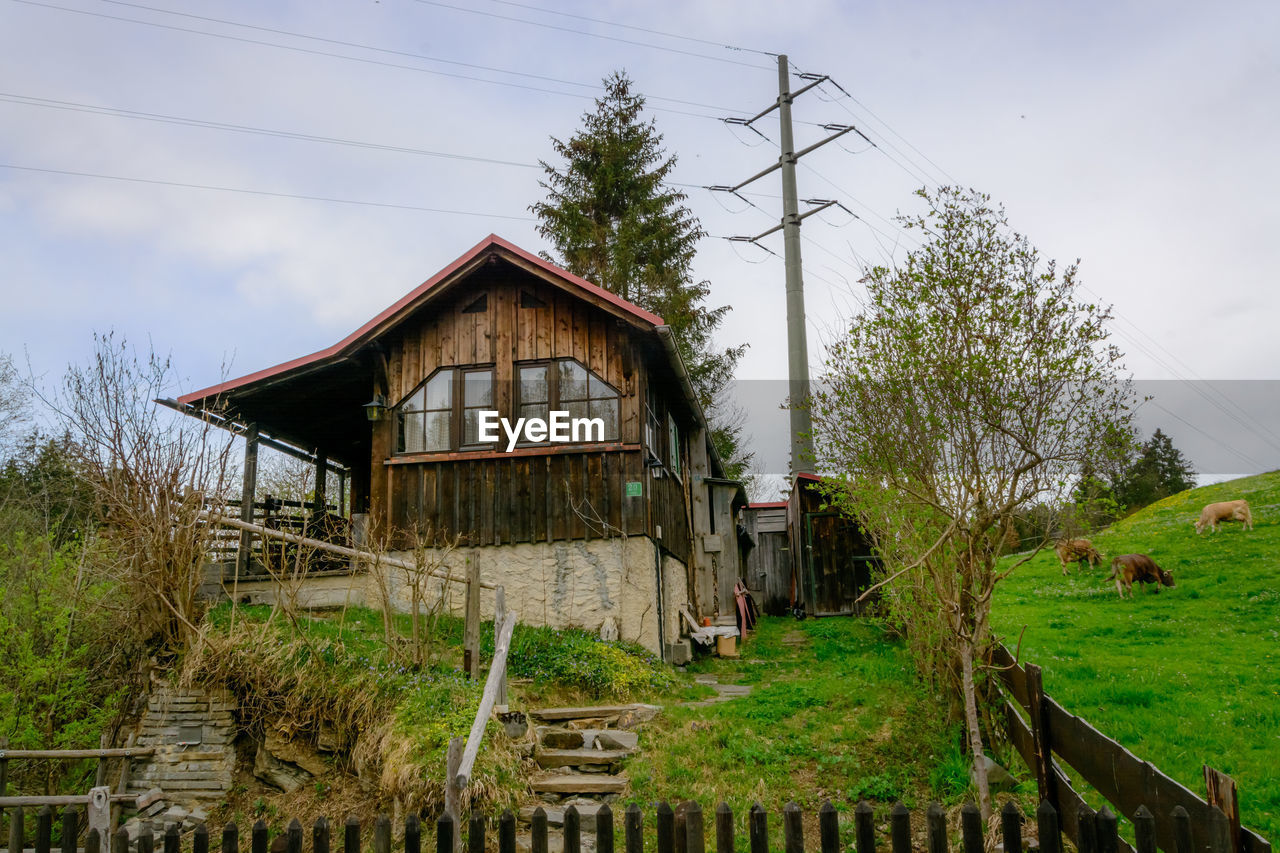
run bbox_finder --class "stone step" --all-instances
[535,748,629,769]
[517,802,606,826]
[529,773,628,795]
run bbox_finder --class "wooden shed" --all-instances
[741,501,791,616]
[176,235,747,658]
[786,474,878,617]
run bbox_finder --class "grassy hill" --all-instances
[993,472,1280,842]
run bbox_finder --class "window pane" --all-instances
[566,400,589,423]
[463,408,481,445]
[588,373,613,399]
[401,412,425,453]
[559,360,588,401]
[464,371,492,406]
[403,386,425,412]
[519,403,548,426]
[589,398,618,440]
[424,370,452,410]
[520,365,548,404]
[424,411,451,451]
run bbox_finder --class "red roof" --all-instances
[748,500,787,509]
[178,234,664,405]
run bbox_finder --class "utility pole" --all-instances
[716,55,867,477]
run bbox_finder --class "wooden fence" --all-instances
[1,798,1252,853]
[993,644,1271,853]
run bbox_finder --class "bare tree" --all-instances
[52,333,236,650]
[810,187,1135,817]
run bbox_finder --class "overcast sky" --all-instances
[3,0,1278,483]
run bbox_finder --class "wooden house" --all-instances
[177,235,747,660]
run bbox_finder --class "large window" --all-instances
[396,366,493,453]
[516,359,619,443]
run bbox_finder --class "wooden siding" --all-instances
[649,468,691,564]
[384,448,648,548]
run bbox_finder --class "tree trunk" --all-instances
[960,637,992,819]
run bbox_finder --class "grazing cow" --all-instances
[1195,499,1253,534]
[1106,554,1175,598]
[1055,538,1102,575]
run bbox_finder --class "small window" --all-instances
[461,369,493,446]
[667,412,681,476]
[515,358,619,445]
[462,293,488,314]
[519,290,547,309]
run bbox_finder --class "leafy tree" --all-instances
[810,187,1135,817]
[1114,428,1197,512]
[531,71,751,480]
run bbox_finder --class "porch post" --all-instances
[237,423,259,578]
[314,452,328,518]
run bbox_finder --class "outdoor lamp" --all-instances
[363,393,387,422]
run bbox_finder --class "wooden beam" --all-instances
[238,423,259,579]
[455,611,517,789]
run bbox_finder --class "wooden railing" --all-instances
[994,644,1270,853]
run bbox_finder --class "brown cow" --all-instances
[1055,538,1102,575]
[1106,554,1175,598]
[1195,499,1253,534]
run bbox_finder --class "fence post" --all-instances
[87,828,102,853]
[715,803,733,853]
[0,736,8,799]
[223,822,239,853]
[531,807,547,853]
[674,803,687,853]
[193,823,208,853]
[1025,664,1058,808]
[1001,801,1022,853]
[164,822,180,853]
[88,787,111,844]
[597,803,614,853]
[94,734,109,790]
[1132,806,1156,853]
[1076,805,1097,853]
[38,804,54,853]
[494,586,508,710]
[463,558,481,679]
[1205,767,1243,853]
[345,815,361,853]
[855,802,875,853]
[468,814,485,853]
[1037,801,1061,853]
[112,826,128,853]
[656,802,673,853]
[1209,807,1233,853]
[314,817,330,853]
[445,736,464,847]
[748,804,767,853]
[890,803,910,853]
[685,802,704,853]
[499,811,516,853]
[961,803,983,853]
[375,816,391,853]
[783,803,804,853]
[404,815,420,853]
[625,803,643,853]
[566,804,581,853]
[819,801,839,853]
[252,820,268,853]
[11,807,24,853]
[287,819,303,853]
[1096,807,1118,853]
[1170,807,1192,853]
[925,803,946,853]
[66,807,86,853]
[437,813,455,853]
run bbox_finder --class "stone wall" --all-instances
[127,682,238,805]
[220,536,692,657]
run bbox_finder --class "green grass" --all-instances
[622,616,994,850]
[993,472,1280,842]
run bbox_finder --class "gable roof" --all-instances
[177,234,664,406]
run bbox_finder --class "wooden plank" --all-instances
[459,301,476,365]
[571,300,588,364]
[530,774,628,795]
[405,327,421,393]
[535,749,630,768]
[478,289,494,362]
[1204,768,1241,853]
[555,292,572,359]
[440,302,456,366]
[588,314,606,376]
[567,453,586,540]
[0,749,155,760]
[514,458,531,544]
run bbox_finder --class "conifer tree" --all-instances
[1114,428,1197,512]
[531,71,752,483]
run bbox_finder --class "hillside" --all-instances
[993,472,1280,842]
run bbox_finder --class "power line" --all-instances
[477,0,778,57]
[412,0,776,71]
[0,92,544,169]
[0,162,538,220]
[16,0,743,121]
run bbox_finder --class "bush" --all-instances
[499,623,676,697]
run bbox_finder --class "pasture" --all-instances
[993,471,1280,842]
